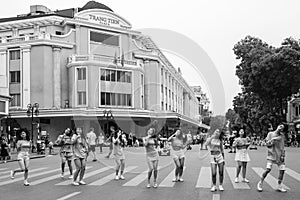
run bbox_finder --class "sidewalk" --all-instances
[0,147,60,164]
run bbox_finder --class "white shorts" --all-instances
[17,151,30,161]
[172,149,185,160]
[210,154,224,164]
[266,160,285,170]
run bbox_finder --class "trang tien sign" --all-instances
[88,14,119,26]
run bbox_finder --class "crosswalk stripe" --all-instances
[285,168,300,182]
[252,167,290,190]
[159,167,186,187]
[55,166,105,186]
[196,167,211,188]
[89,166,137,186]
[226,167,250,189]
[0,168,57,186]
[212,194,220,200]
[0,168,7,172]
[0,171,9,176]
[56,192,81,200]
[30,166,91,186]
[0,168,46,180]
[123,167,161,187]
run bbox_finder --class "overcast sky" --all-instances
[1,0,300,115]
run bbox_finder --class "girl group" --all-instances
[143,127,191,188]
[205,128,251,192]
[11,127,89,186]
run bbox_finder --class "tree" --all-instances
[209,115,226,134]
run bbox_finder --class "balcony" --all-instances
[67,55,138,67]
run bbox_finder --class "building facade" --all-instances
[0,2,202,141]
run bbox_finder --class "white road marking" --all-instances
[212,194,220,200]
[54,166,95,185]
[196,167,211,188]
[89,166,137,186]
[285,168,300,182]
[159,167,186,187]
[56,192,81,200]
[123,167,161,187]
[252,167,290,190]
[0,168,57,186]
[226,167,250,189]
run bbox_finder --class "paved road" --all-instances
[0,146,299,200]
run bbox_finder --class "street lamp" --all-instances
[103,110,113,137]
[27,103,39,152]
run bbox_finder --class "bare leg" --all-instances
[73,159,81,182]
[153,160,158,182]
[242,162,247,179]
[218,162,225,185]
[79,159,86,181]
[179,157,185,179]
[236,161,242,178]
[211,163,217,186]
[278,170,285,184]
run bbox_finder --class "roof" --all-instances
[0,1,113,23]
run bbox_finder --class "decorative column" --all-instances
[53,46,61,108]
[75,25,80,54]
[0,48,8,95]
[21,45,31,108]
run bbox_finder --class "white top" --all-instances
[86,131,97,145]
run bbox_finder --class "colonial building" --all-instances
[287,93,300,132]
[0,1,202,141]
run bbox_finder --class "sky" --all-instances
[1,0,300,115]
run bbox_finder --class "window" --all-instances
[125,72,131,83]
[101,92,105,105]
[111,93,116,105]
[78,92,86,105]
[101,92,131,106]
[161,101,164,110]
[10,71,20,83]
[116,93,121,106]
[161,84,163,94]
[105,92,111,105]
[127,94,132,106]
[10,94,20,107]
[90,31,119,46]
[111,70,116,82]
[77,68,86,80]
[55,31,63,35]
[9,50,20,60]
[100,69,106,81]
[106,69,111,81]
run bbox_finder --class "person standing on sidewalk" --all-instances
[86,127,97,162]
[205,129,225,192]
[98,132,105,153]
[55,128,73,179]
[233,128,251,183]
[143,127,159,188]
[1,135,10,163]
[257,124,287,193]
[10,130,31,186]
[72,127,89,186]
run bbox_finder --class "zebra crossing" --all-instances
[0,165,300,191]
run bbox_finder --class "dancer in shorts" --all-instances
[10,130,31,186]
[257,124,287,192]
[143,127,159,188]
[105,126,116,159]
[55,128,73,179]
[205,129,225,192]
[72,127,89,185]
[168,129,189,182]
[86,127,97,162]
[233,128,251,183]
[112,129,126,180]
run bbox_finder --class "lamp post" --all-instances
[103,110,113,138]
[27,103,39,152]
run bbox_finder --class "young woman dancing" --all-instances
[205,129,225,192]
[72,127,89,185]
[143,127,159,188]
[168,129,188,182]
[233,128,251,183]
[112,129,126,180]
[10,130,31,186]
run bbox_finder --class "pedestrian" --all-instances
[233,128,251,183]
[205,129,225,192]
[105,126,115,159]
[98,132,104,153]
[10,130,31,186]
[229,130,236,153]
[167,129,188,182]
[112,129,126,180]
[55,128,73,179]
[86,127,97,162]
[257,124,287,192]
[143,127,159,188]
[1,135,10,163]
[72,127,89,186]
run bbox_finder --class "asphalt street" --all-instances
[0,145,300,200]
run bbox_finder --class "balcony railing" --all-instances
[68,55,138,66]
[0,33,51,44]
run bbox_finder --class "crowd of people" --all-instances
[5,122,292,194]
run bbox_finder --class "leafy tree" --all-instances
[209,115,226,134]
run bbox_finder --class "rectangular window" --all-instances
[90,31,119,46]
[100,69,106,81]
[10,94,20,107]
[125,72,131,83]
[106,92,111,105]
[161,84,163,94]
[116,93,121,106]
[101,92,105,105]
[10,71,20,83]
[78,92,86,105]
[9,50,20,60]
[120,94,125,106]
[111,93,116,105]
[106,69,111,81]
[161,101,164,110]
[111,70,116,82]
[77,68,86,80]
[127,94,132,106]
